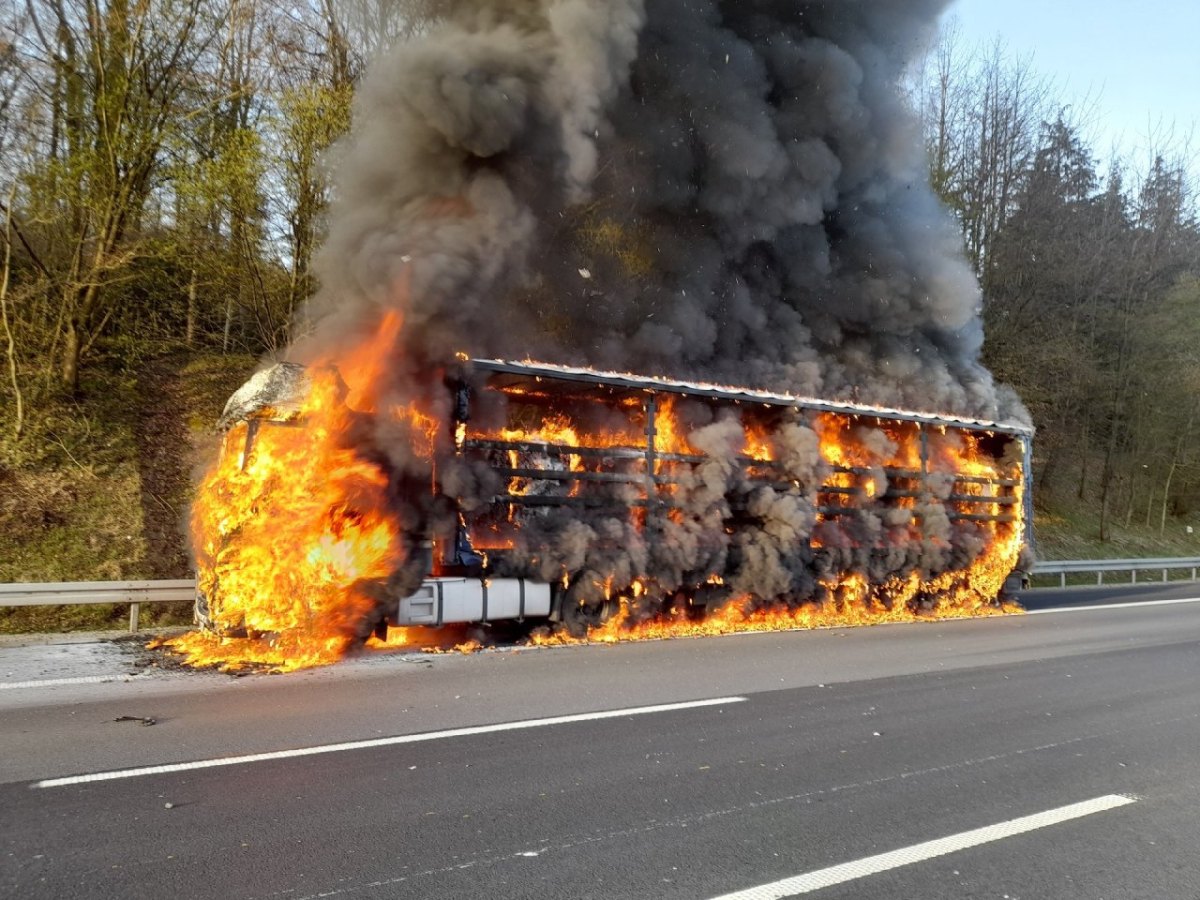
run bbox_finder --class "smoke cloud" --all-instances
[302,0,1026,426]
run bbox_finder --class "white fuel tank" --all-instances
[393,577,552,626]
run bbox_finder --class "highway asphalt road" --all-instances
[3,584,1200,899]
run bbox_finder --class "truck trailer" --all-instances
[197,358,1033,641]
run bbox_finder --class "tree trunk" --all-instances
[0,188,22,438]
[222,297,233,352]
[1075,421,1089,500]
[61,318,82,394]
[186,268,197,346]
[1159,407,1194,537]
[1160,462,1177,537]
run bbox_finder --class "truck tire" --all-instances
[559,597,618,638]
[194,589,214,632]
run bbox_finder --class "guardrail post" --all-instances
[129,602,140,632]
[1097,571,1102,586]
[1193,567,1197,581]
[1163,568,1169,583]
[1060,572,1066,588]
[1132,569,1137,584]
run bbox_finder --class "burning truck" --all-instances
[169,344,1031,670]
[161,0,1039,671]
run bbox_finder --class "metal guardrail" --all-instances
[4,559,1200,632]
[0,580,195,632]
[1030,557,1200,588]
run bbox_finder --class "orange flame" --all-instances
[158,313,409,672]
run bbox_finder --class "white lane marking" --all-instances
[1027,595,1200,615]
[32,695,746,789]
[0,675,142,690]
[708,794,1136,899]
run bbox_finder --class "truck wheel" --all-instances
[559,597,617,638]
[195,589,248,637]
[194,589,214,632]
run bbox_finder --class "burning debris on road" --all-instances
[162,0,1033,672]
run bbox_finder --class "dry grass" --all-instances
[1033,507,1200,560]
[0,349,256,633]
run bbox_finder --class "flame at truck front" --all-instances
[163,314,413,672]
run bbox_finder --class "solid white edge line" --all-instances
[708,793,1137,900]
[32,695,746,789]
[1027,595,1200,615]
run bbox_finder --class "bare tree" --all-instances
[16,0,219,391]
[914,29,1051,281]
[0,183,22,437]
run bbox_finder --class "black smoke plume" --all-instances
[302,0,1025,424]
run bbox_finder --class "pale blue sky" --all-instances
[946,0,1198,168]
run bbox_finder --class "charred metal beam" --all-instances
[946,494,1019,505]
[495,494,683,510]
[645,392,658,495]
[878,491,1019,505]
[240,419,260,472]
[463,438,648,461]
[919,425,930,544]
[495,467,656,485]
[952,474,1021,487]
[463,437,778,470]
[1022,436,1035,555]
[817,507,1017,524]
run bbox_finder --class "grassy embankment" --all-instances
[1030,501,1200,587]
[0,349,256,632]
[2,353,1198,633]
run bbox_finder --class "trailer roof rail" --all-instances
[471,359,1035,438]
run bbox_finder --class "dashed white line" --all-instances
[707,794,1137,899]
[1028,595,1200,615]
[0,675,142,690]
[31,695,746,789]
